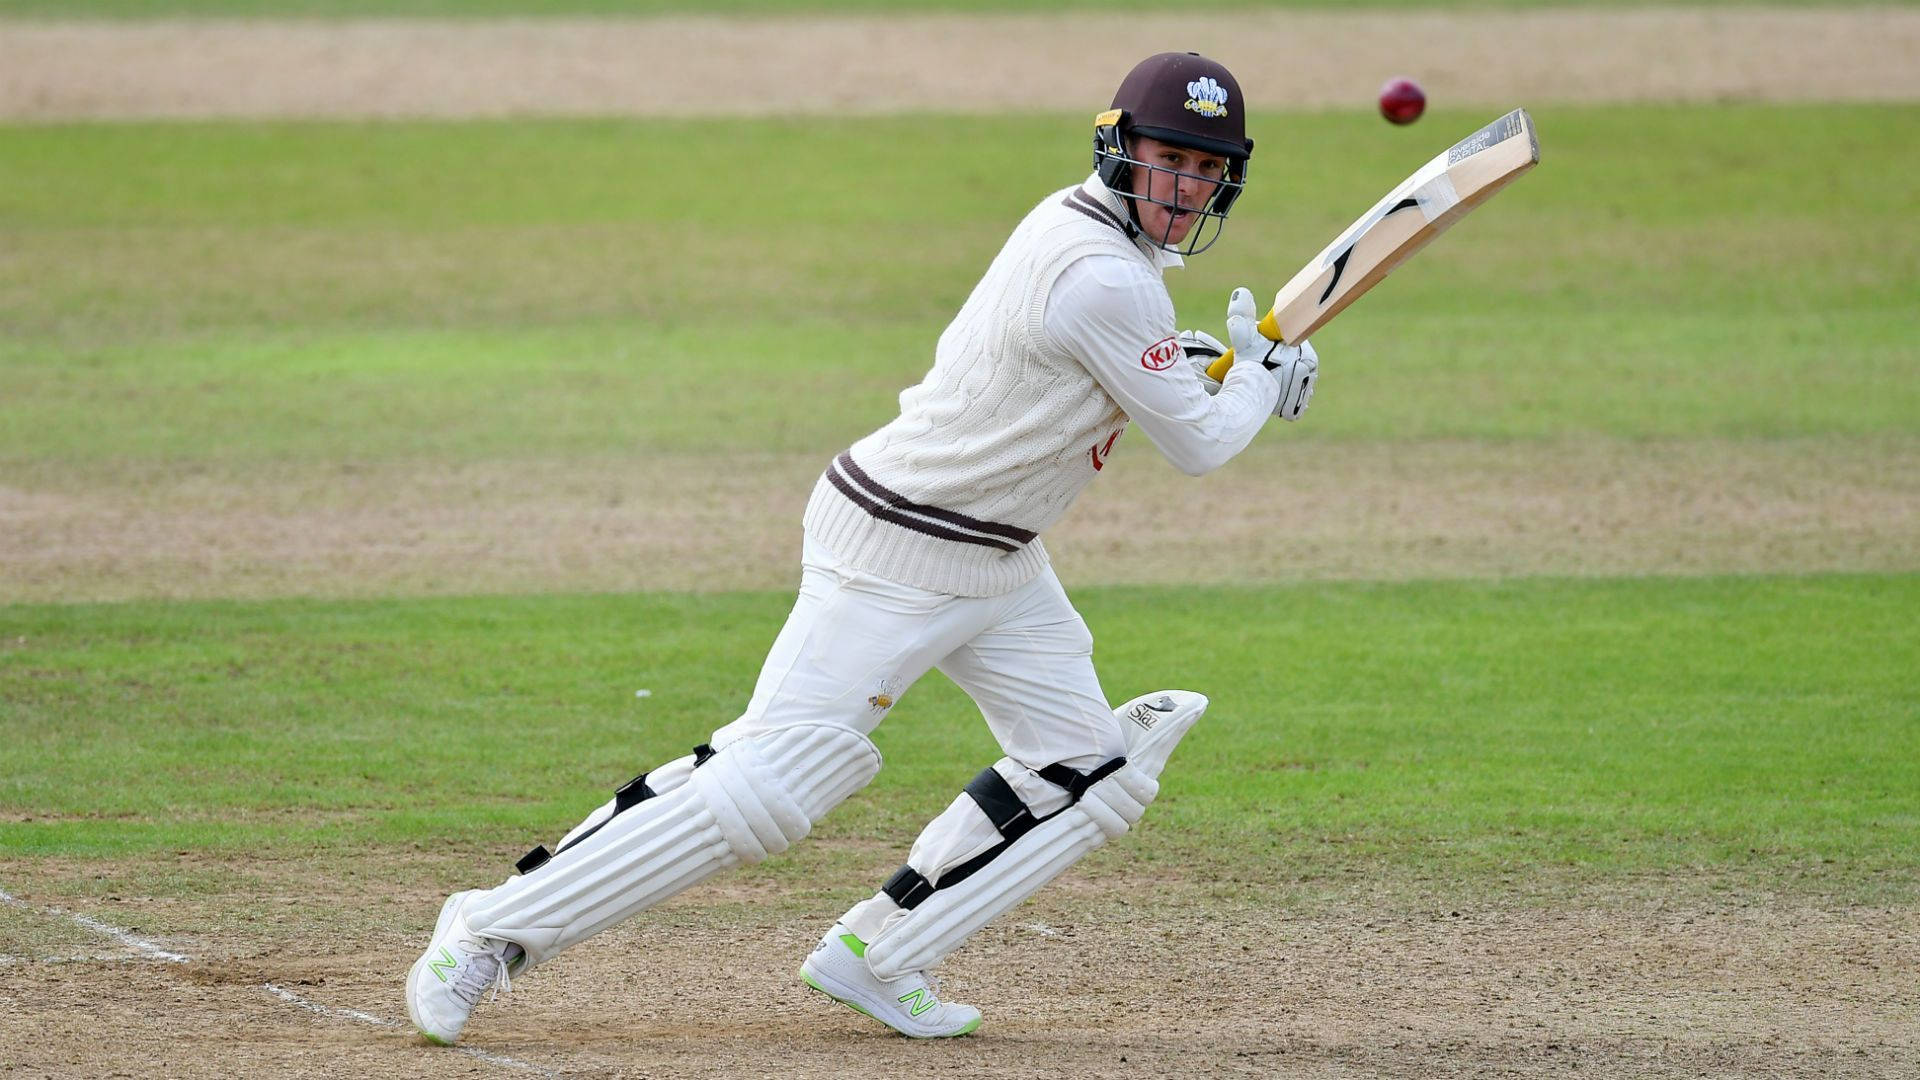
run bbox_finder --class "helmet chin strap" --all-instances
[1117,193,1144,240]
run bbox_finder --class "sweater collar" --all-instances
[1080,173,1185,270]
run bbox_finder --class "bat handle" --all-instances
[1202,310,1283,382]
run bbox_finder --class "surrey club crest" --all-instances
[1185,77,1229,118]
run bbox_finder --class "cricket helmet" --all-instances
[1094,52,1254,255]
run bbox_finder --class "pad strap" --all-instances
[880,757,1126,910]
[964,766,1036,835]
[881,864,936,909]
[863,757,1157,979]
[514,762,666,874]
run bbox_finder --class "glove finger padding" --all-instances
[1267,338,1318,421]
[1224,287,1260,356]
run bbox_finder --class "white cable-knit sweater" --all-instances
[803,174,1277,597]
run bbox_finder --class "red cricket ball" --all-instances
[1379,77,1426,125]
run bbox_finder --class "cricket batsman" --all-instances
[407,51,1318,1043]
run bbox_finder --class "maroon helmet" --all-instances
[1094,52,1254,255]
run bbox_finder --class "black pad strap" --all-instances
[885,756,1131,906]
[963,766,1035,839]
[517,751,689,873]
[693,743,716,767]
[613,771,656,813]
[1037,756,1126,801]
[882,865,937,910]
[552,769,659,859]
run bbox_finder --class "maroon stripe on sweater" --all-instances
[835,453,1038,544]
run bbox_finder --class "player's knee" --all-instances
[960,754,1157,854]
[518,723,882,876]
[1015,720,1128,777]
[693,722,883,862]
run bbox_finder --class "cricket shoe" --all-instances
[799,922,980,1038]
[406,889,524,1046]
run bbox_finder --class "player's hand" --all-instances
[1225,287,1317,421]
[1175,329,1227,396]
[1267,338,1317,421]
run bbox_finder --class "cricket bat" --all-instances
[1205,108,1539,381]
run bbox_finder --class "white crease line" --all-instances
[264,983,395,1027]
[265,984,560,1077]
[3,885,556,1077]
[64,910,192,963]
[0,953,140,965]
[0,886,188,963]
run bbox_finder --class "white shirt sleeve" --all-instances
[1043,253,1280,477]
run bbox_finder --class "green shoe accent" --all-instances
[427,946,457,984]
[896,988,937,1017]
[419,1030,451,1047]
[837,932,868,958]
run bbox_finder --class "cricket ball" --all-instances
[1378,77,1426,125]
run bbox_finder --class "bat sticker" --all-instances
[1317,197,1423,303]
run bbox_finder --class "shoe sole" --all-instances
[798,960,980,1039]
[406,890,477,1046]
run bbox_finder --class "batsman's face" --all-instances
[1129,136,1228,245]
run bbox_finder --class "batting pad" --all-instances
[466,722,880,967]
[865,759,1158,980]
[1110,689,1209,780]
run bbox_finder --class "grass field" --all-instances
[2,43,1917,1079]
[6,575,1917,904]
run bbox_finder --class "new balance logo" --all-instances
[428,946,458,984]
[897,988,938,1017]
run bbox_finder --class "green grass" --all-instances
[1,0,1894,17]
[3,574,1915,906]
[2,105,1915,469]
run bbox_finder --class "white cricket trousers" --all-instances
[709,534,1126,772]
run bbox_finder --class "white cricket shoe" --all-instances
[799,922,981,1038]
[405,889,522,1046]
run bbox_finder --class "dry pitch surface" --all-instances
[13,440,1920,604]
[4,10,1919,1080]
[4,9,1920,119]
[6,865,1917,1079]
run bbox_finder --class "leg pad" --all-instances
[466,723,880,967]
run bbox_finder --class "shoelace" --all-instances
[447,940,513,1007]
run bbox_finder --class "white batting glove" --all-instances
[1175,328,1228,396]
[1268,339,1318,421]
[1224,287,1318,421]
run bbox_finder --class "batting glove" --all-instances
[1176,328,1228,396]
[1225,287,1318,422]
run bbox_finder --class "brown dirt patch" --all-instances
[4,9,1919,121]
[6,438,1916,603]
[2,864,1915,1080]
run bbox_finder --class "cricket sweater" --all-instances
[803,174,1278,597]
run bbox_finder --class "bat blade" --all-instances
[1207,108,1539,380]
